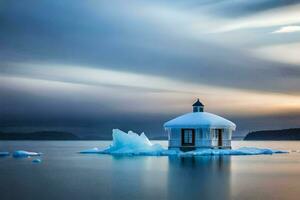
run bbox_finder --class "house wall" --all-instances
[210,128,232,148]
[167,127,232,149]
[167,128,181,148]
[195,128,211,147]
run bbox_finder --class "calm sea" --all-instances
[1,141,300,200]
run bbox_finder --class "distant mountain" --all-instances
[244,128,300,140]
[0,130,168,140]
[149,135,167,140]
[0,131,81,140]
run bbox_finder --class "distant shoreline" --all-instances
[2,128,300,141]
[0,131,168,141]
[1,139,299,141]
[244,128,300,140]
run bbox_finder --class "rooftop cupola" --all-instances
[192,99,204,112]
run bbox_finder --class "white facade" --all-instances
[165,127,233,149]
[164,100,236,150]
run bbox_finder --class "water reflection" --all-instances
[167,156,231,200]
[109,156,169,199]
[2,141,300,200]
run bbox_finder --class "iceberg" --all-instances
[80,129,165,155]
[80,129,287,156]
[13,150,42,158]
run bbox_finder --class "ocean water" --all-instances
[1,141,300,200]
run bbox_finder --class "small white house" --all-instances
[164,99,236,151]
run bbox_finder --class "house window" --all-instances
[181,129,195,146]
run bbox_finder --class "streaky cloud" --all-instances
[215,3,300,32]
[272,25,300,33]
[252,42,300,65]
[2,63,300,117]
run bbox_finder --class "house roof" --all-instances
[192,99,204,107]
[164,112,236,130]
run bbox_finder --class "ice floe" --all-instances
[174,147,287,157]
[32,158,42,163]
[80,129,288,156]
[13,150,42,158]
[0,152,10,157]
[80,147,101,154]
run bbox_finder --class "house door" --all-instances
[217,129,223,147]
[181,129,195,146]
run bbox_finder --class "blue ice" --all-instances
[13,150,42,158]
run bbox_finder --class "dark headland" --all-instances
[244,128,300,140]
[0,131,166,140]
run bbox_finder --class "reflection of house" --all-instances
[167,156,232,199]
[164,99,236,151]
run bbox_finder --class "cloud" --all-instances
[272,25,300,33]
[199,0,300,18]
[0,0,299,95]
[2,63,300,117]
[215,4,300,32]
[1,0,300,134]
[252,42,300,65]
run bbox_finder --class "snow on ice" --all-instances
[13,150,42,158]
[80,129,287,156]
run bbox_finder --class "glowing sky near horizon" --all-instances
[1,0,300,136]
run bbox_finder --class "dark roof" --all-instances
[192,99,204,107]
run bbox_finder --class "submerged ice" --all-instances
[80,129,287,156]
[32,158,42,163]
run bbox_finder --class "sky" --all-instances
[1,0,300,138]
